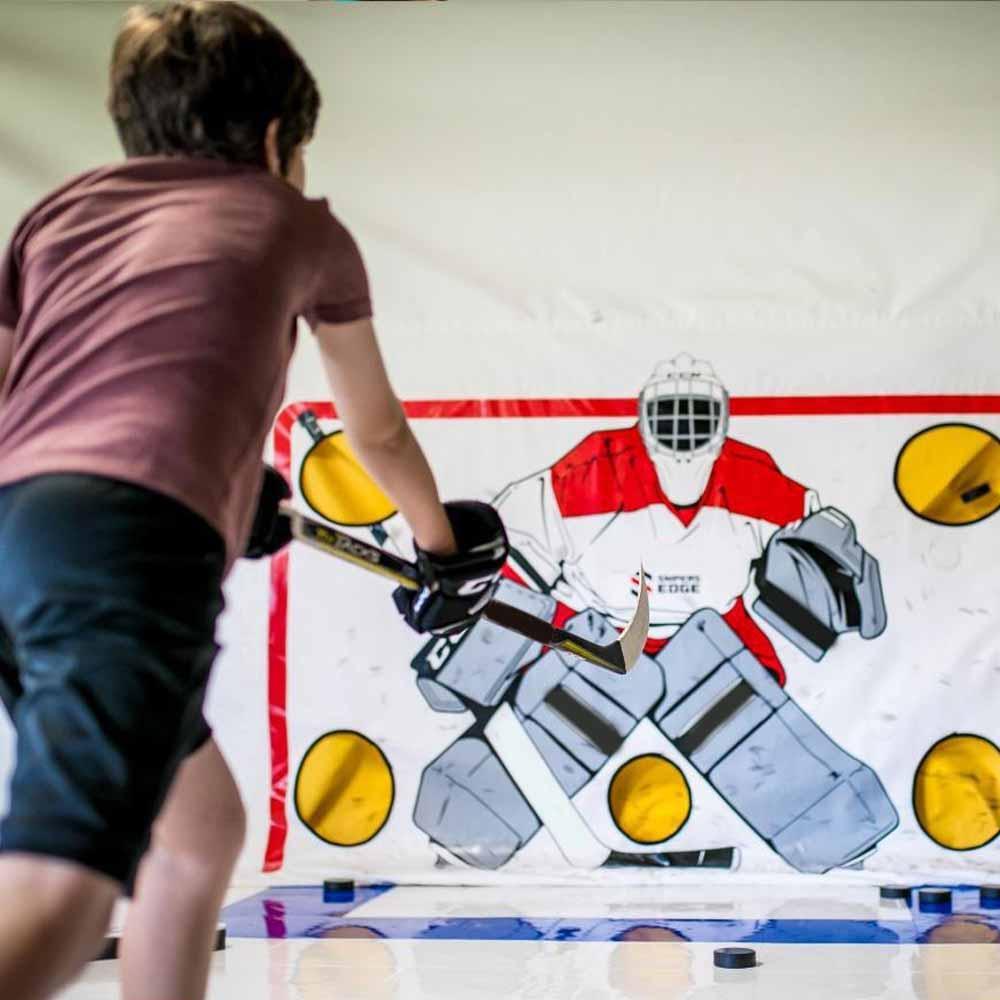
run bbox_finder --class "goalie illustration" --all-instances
[406,354,897,874]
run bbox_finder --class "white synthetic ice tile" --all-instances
[60,939,1000,1000]
[57,884,1000,1000]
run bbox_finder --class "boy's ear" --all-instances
[264,119,282,177]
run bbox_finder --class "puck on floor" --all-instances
[879,885,912,901]
[918,888,952,911]
[714,947,756,969]
[94,923,225,962]
[323,878,356,898]
[980,885,1000,907]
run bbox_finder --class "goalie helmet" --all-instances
[638,354,729,505]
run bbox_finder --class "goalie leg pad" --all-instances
[655,610,898,872]
[413,735,540,870]
[411,580,557,709]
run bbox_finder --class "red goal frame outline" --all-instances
[264,392,1000,872]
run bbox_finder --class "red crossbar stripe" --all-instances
[277,394,1000,422]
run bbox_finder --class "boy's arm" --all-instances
[0,232,20,389]
[0,327,11,387]
[313,317,456,555]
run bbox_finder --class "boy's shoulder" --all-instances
[13,157,337,253]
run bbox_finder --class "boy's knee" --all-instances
[217,795,247,860]
[211,783,247,850]
[61,875,117,939]
[153,793,246,873]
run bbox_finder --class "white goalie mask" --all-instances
[638,354,729,506]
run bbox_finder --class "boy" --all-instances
[0,3,506,998]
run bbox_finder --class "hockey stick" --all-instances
[281,505,650,674]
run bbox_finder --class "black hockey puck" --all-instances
[323,878,355,892]
[879,885,912,901]
[714,947,756,969]
[980,886,1000,907]
[918,888,952,912]
[323,878,356,900]
[94,923,225,962]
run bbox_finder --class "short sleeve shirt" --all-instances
[0,157,372,568]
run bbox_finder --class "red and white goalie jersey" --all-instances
[496,356,818,687]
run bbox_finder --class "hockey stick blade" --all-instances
[282,506,649,674]
[481,577,649,674]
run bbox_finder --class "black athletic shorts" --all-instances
[0,473,226,886]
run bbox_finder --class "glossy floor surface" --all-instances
[59,883,1000,999]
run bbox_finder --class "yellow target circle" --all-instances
[300,430,396,527]
[608,754,691,844]
[295,731,394,847]
[913,734,1000,851]
[894,424,1000,526]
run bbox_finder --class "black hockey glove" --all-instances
[393,501,508,635]
[244,464,293,559]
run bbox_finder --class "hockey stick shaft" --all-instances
[280,505,648,673]
[283,504,421,590]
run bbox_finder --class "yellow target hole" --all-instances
[295,731,394,847]
[894,424,1000,526]
[913,734,1000,851]
[301,429,396,527]
[609,754,691,844]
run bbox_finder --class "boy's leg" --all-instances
[121,737,246,1000]
[0,474,227,1000]
[0,855,117,1000]
[0,617,118,1000]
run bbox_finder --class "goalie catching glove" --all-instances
[244,464,293,559]
[394,501,509,635]
[752,506,886,661]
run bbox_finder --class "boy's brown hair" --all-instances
[108,1,319,172]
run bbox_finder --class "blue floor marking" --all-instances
[220,884,1000,945]
[226,884,394,939]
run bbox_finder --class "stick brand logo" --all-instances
[315,525,381,565]
[334,534,380,564]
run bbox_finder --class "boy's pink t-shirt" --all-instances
[0,156,371,570]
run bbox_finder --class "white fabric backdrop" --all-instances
[1,1,999,885]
